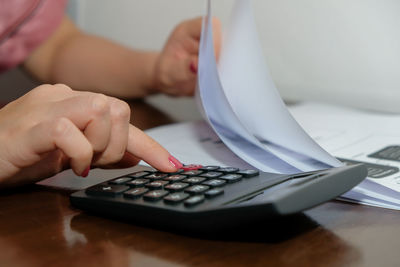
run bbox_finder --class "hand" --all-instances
[0,84,182,188]
[153,17,221,96]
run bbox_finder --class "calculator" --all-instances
[70,164,367,231]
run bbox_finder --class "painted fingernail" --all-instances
[168,155,183,169]
[189,62,197,74]
[81,166,90,177]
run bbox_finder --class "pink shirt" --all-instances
[0,0,67,73]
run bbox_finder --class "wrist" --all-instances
[145,51,162,95]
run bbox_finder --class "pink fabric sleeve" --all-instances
[0,0,68,74]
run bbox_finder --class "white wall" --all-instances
[74,0,400,114]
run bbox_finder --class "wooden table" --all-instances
[0,100,399,267]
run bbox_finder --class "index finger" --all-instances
[126,125,182,172]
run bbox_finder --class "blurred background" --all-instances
[1,0,399,120]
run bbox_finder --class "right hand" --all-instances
[0,84,182,188]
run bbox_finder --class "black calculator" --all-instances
[70,164,367,231]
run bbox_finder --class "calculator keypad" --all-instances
[87,165,259,208]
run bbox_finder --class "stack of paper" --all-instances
[147,0,400,210]
[197,0,341,174]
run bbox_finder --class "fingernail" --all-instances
[81,166,90,177]
[168,155,183,169]
[189,62,197,74]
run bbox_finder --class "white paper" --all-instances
[289,102,400,194]
[146,120,400,210]
[197,0,342,174]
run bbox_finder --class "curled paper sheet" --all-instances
[197,0,342,173]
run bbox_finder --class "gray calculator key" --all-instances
[237,169,259,178]
[123,187,149,199]
[164,174,186,182]
[145,173,168,180]
[109,177,132,185]
[86,184,129,197]
[165,182,189,192]
[181,170,203,176]
[164,192,190,204]
[126,178,150,187]
[199,166,220,171]
[127,171,150,178]
[217,167,239,173]
[183,177,207,185]
[200,171,223,179]
[220,174,242,183]
[202,179,226,188]
[184,195,205,207]
[145,180,169,190]
[143,190,169,201]
[185,185,210,195]
[204,188,224,198]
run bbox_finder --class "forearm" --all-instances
[52,35,159,98]
[24,17,160,99]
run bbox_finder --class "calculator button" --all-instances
[123,187,149,199]
[145,180,169,190]
[200,171,223,179]
[183,177,207,185]
[164,174,186,182]
[185,185,210,195]
[86,184,129,197]
[217,167,239,173]
[199,165,220,171]
[205,188,224,198]
[181,170,203,176]
[143,190,169,201]
[181,164,203,171]
[202,179,226,188]
[220,174,242,183]
[165,182,189,192]
[109,177,132,185]
[164,192,190,204]
[126,178,150,187]
[127,171,151,178]
[168,169,184,175]
[184,195,205,207]
[145,173,168,180]
[237,169,259,178]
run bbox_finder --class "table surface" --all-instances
[1,100,399,267]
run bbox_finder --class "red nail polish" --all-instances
[81,166,90,177]
[168,156,183,169]
[190,62,197,74]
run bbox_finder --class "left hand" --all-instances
[153,17,221,96]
